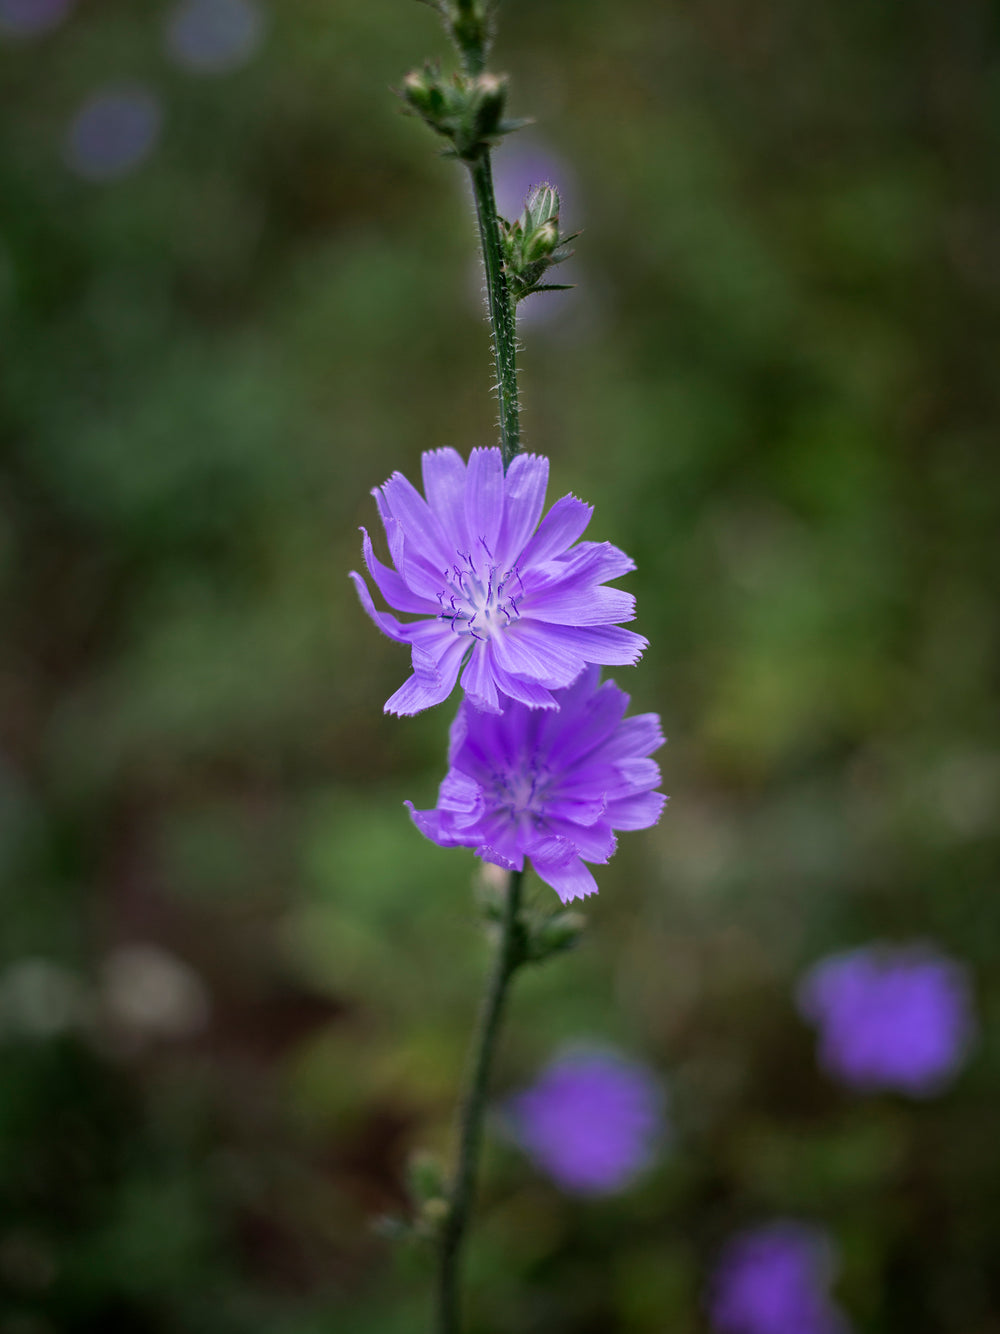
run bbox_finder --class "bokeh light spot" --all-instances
[64,85,163,182]
[0,0,73,38]
[165,0,264,75]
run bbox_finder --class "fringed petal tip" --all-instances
[383,662,454,715]
[528,835,601,903]
[534,855,600,903]
[475,845,521,871]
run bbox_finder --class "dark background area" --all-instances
[1,1,999,1330]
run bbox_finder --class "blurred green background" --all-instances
[2,0,999,1330]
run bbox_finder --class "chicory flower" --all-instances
[351,447,646,716]
[407,665,665,902]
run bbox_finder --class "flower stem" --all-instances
[467,153,521,470]
[436,868,525,1334]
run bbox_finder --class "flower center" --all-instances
[495,763,551,818]
[437,539,523,641]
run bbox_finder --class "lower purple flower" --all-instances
[796,943,975,1096]
[708,1222,851,1334]
[504,1049,665,1195]
[406,665,666,902]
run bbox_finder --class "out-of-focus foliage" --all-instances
[1,1,998,1331]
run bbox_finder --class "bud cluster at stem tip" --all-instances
[401,63,528,163]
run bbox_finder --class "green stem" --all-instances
[467,153,521,469]
[436,868,525,1334]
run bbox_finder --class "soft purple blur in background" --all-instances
[64,85,163,182]
[504,1048,665,1194]
[165,0,264,75]
[708,1222,850,1334]
[797,944,975,1096]
[0,0,72,37]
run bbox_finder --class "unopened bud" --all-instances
[523,218,559,264]
[527,910,586,962]
[401,65,444,120]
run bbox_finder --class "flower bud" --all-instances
[498,181,578,303]
[526,910,586,962]
[401,65,446,121]
[399,65,519,162]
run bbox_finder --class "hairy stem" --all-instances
[468,153,521,469]
[436,868,525,1334]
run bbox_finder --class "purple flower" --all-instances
[504,1049,665,1195]
[407,664,665,901]
[708,1222,851,1334]
[797,943,975,1096]
[351,448,646,716]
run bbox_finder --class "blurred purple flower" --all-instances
[407,665,665,901]
[351,448,646,717]
[165,0,264,75]
[797,943,975,1096]
[708,1222,851,1334]
[64,86,163,182]
[505,1049,665,1194]
[0,0,72,37]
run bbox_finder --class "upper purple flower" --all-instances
[708,1221,851,1334]
[350,448,646,716]
[407,665,665,902]
[796,943,975,1096]
[504,1048,665,1195]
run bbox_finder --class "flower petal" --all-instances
[536,624,647,666]
[349,570,411,644]
[491,660,559,710]
[528,835,600,903]
[380,470,452,566]
[605,791,668,831]
[464,447,505,557]
[490,620,585,689]
[524,583,636,626]
[385,672,453,716]
[460,641,502,714]
[405,802,467,848]
[438,770,485,826]
[422,447,470,551]
[594,713,665,760]
[540,677,629,767]
[497,452,549,565]
[559,540,636,584]
[384,633,466,716]
[520,494,593,565]
[477,844,521,871]
[361,528,438,614]
[544,816,617,862]
[612,757,662,793]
